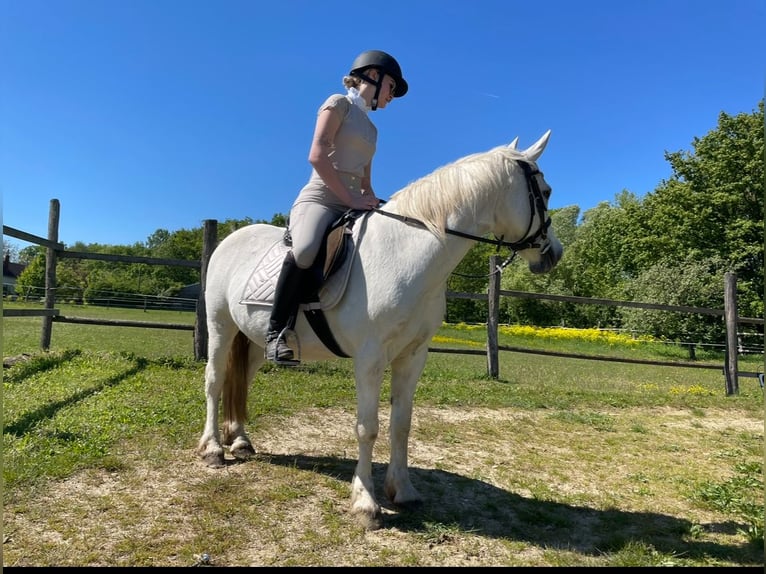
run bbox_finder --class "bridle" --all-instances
[373,159,552,274]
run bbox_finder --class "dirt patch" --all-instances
[2,353,32,368]
[3,406,762,566]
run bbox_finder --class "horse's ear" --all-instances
[523,129,552,161]
[508,137,519,150]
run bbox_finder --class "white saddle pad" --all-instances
[239,235,356,311]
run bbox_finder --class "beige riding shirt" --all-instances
[294,94,377,210]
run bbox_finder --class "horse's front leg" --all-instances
[384,348,428,508]
[350,356,385,530]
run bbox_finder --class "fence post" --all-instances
[40,199,60,350]
[723,271,739,395]
[194,219,217,361]
[487,255,500,378]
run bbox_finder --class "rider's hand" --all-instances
[350,194,381,211]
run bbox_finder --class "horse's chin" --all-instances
[528,244,563,274]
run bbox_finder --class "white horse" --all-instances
[197,130,563,530]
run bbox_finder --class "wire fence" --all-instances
[4,284,197,312]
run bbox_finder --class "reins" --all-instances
[370,159,552,279]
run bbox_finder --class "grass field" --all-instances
[3,301,764,566]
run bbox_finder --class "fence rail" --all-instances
[52,315,194,330]
[4,199,763,395]
[3,308,60,318]
[3,199,215,359]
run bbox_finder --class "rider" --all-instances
[265,50,409,365]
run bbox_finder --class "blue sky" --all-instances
[2,0,763,249]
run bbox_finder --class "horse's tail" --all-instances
[222,330,250,439]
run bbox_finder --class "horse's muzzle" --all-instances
[529,240,563,274]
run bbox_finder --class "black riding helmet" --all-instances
[349,50,408,110]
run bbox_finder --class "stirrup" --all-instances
[265,329,300,366]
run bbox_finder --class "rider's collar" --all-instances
[346,87,371,114]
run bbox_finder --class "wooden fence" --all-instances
[4,199,763,395]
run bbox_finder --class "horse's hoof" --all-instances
[350,503,383,530]
[200,451,225,468]
[355,512,382,531]
[230,443,256,460]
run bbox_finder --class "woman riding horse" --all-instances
[266,50,409,365]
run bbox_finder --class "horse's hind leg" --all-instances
[223,335,264,460]
[197,323,238,467]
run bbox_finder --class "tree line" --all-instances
[12,101,764,346]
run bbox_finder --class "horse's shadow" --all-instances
[249,451,757,564]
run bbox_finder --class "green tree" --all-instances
[217,217,256,241]
[498,205,595,327]
[14,250,46,299]
[262,213,288,227]
[638,101,764,318]
[620,256,728,347]
[445,241,495,323]
[552,100,763,332]
[18,245,41,265]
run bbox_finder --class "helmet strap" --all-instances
[355,70,383,111]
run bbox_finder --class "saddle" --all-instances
[306,210,358,286]
[240,210,365,358]
[289,210,364,357]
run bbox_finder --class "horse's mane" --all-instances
[387,144,526,239]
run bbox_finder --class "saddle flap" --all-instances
[323,224,353,279]
[240,213,361,310]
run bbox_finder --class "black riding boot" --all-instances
[266,251,307,365]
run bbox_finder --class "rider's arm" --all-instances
[308,108,379,210]
[308,108,356,206]
[361,162,374,198]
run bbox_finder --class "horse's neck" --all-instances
[446,211,493,240]
[383,193,493,258]
[385,174,497,242]
[365,206,480,287]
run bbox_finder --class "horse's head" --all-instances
[495,130,563,274]
[385,130,563,275]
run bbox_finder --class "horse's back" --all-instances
[206,223,285,310]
